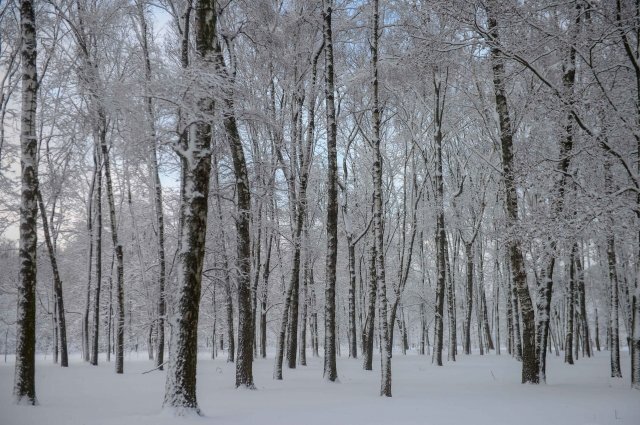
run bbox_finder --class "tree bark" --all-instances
[210,17,254,389]
[14,0,38,404]
[362,244,377,370]
[37,189,68,367]
[162,0,214,414]
[90,143,103,367]
[101,130,124,375]
[322,0,338,383]
[486,3,538,383]
[433,72,447,367]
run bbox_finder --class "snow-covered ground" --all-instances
[1,349,638,425]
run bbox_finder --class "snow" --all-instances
[1,350,638,425]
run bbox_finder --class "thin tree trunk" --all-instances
[212,154,235,363]
[565,247,576,365]
[37,189,68,367]
[261,232,273,359]
[464,243,473,355]
[101,122,124,375]
[363,244,377,370]
[212,25,254,390]
[83,166,95,362]
[134,0,168,371]
[91,144,103,367]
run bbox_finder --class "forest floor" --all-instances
[0,348,638,425]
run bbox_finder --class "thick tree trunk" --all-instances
[162,0,214,414]
[322,0,338,383]
[14,0,38,403]
[487,4,538,383]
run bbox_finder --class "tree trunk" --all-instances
[212,23,254,391]
[212,154,235,363]
[14,0,38,404]
[83,166,95,363]
[260,233,273,359]
[432,71,447,367]
[486,4,538,383]
[134,0,168,371]
[370,0,391,396]
[162,0,213,414]
[322,0,338,383]
[37,190,68,367]
[91,143,103,367]
[464,243,473,355]
[101,132,124,375]
[363,244,377,371]
[565,247,576,365]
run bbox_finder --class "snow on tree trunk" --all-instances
[433,73,447,367]
[162,0,215,414]
[14,0,38,405]
[322,0,338,383]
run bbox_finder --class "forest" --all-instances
[0,0,639,423]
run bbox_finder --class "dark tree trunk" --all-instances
[322,0,338,383]
[362,245,377,371]
[573,248,591,357]
[464,243,473,355]
[83,166,95,363]
[211,154,235,363]
[101,134,124,375]
[91,143,103,367]
[486,3,538,383]
[260,233,273,359]
[211,18,254,390]
[565,247,576,365]
[37,190,68,367]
